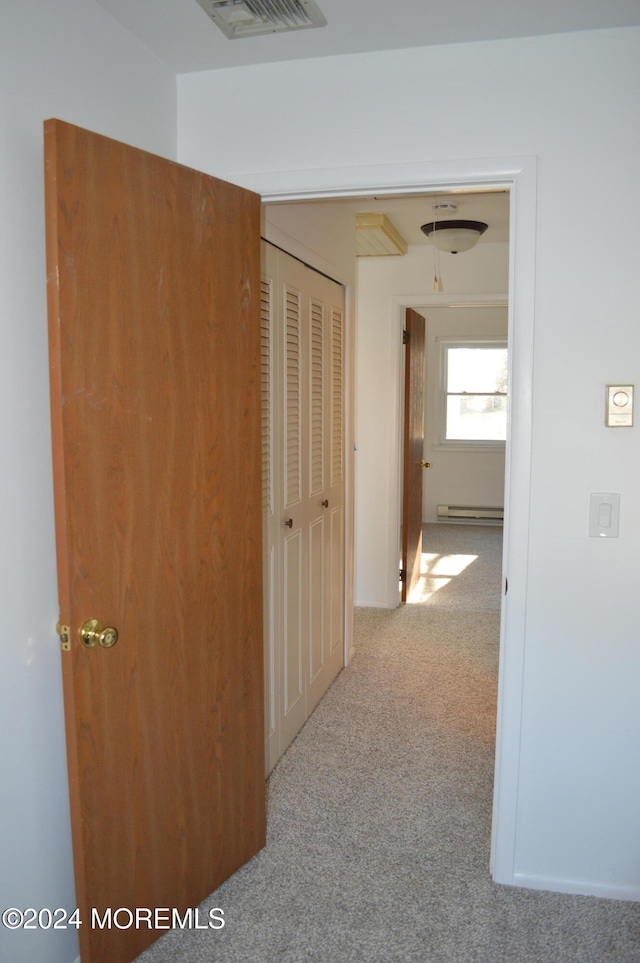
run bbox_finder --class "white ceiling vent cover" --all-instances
[194,0,327,39]
[355,214,407,257]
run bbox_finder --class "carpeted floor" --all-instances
[137,524,640,962]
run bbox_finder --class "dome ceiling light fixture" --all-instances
[420,202,488,254]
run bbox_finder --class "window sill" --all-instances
[432,441,506,452]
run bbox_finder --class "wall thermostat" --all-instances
[605,384,634,427]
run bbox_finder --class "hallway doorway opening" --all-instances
[253,153,536,889]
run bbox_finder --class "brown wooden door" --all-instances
[401,308,427,603]
[44,120,265,963]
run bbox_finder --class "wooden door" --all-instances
[401,308,427,603]
[44,120,265,963]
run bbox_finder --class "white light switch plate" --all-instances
[605,384,634,427]
[589,492,620,537]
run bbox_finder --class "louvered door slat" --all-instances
[309,298,324,496]
[260,277,273,516]
[285,286,302,507]
[331,306,344,487]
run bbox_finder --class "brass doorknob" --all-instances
[420,460,431,469]
[79,619,119,649]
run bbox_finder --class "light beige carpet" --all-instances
[137,524,640,962]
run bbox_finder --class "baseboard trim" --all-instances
[355,599,396,609]
[512,872,640,903]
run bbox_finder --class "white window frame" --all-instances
[438,338,508,449]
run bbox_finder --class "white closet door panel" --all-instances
[261,253,279,775]
[328,504,344,680]
[325,302,344,684]
[261,277,274,516]
[282,527,305,751]
[331,306,344,489]
[307,514,326,710]
[263,543,278,771]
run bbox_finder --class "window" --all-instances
[441,341,507,445]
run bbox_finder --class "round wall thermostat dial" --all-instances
[613,391,629,407]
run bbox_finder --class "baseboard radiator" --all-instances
[437,504,504,524]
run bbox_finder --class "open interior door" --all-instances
[401,308,427,603]
[44,120,265,963]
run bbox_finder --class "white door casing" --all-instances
[249,154,537,887]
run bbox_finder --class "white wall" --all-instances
[178,27,640,901]
[0,4,176,962]
[264,200,357,284]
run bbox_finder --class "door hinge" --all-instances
[399,568,407,582]
[402,329,409,345]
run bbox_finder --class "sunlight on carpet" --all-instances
[408,551,478,603]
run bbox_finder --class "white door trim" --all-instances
[241,153,537,888]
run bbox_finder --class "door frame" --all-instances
[245,153,536,889]
[393,293,509,607]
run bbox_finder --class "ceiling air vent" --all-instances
[194,0,327,39]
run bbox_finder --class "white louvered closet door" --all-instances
[261,242,345,774]
[281,259,307,756]
[260,248,278,774]
[327,303,345,683]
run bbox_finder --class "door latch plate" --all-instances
[57,622,71,652]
